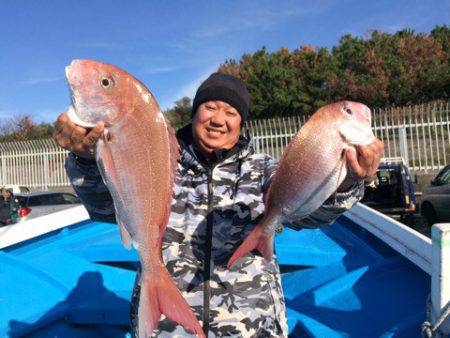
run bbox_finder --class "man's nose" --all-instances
[210,110,226,125]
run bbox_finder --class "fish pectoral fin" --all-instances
[97,137,134,250]
[117,218,132,250]
[227,223,274,268]
[96,136,122,190]
[339,121,375,146]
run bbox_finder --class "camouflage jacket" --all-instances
[65,124,364,338]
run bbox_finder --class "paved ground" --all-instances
[399,213,431,238]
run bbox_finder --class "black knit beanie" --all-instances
[192,72,249,122]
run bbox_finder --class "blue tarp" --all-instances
[0,216,429,337]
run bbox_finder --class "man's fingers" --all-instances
[54,132,70,149]
[55,113,69,132]
[80,122,104,159]
[350,139,385,179]
[52,130,59,142]
[361,141,384,176]
[54,113,91,153]
[83,122,105,147]
[371,141,384,175]
[356,145,373,169]
[346,149,364,178]
[71,125,88,144]
[53,113,104,159]
[61,119,76,139]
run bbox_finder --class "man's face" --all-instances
[192,100,242,156]
[1,189,9,198]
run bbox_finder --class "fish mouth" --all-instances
[65,60,78,86]
[65,61,96,128]
[339,120,375,146]
[363,105,372,124]
[65,64,72,81]
[67,105,96,128]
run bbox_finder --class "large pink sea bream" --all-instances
[65,59,205,338]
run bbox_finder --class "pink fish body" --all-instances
[65,59,205,338]
[228,101,375,267]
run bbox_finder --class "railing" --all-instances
[0,139,69,189]
[248,102,450,172]
[372,102,450,172]
[0,102,448,189]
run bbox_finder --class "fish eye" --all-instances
[341,106,353,115]
[100,77,113,88]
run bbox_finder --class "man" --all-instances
[53,72,383,337]
[0,187,20,226]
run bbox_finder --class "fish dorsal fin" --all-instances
[265,125,298,207]
[166,118,180,179]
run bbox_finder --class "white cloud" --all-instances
[19,76,63,85]
[161,65,218,110]
[142,65,182,74]
[146,41,186,50]
[33,109,60,122]
[190,3,332,39]
[79,41,126,50]
[0,111,13,120]
[0,107,63,124]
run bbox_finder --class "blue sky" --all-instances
[0,0,449,123]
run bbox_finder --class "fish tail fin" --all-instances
[227,220,274,268]
[138,268,206,338]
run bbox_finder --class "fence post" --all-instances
[1,156,6,186]
[43,152,49,191]
[431,223,450,336]
[399,126,409,166]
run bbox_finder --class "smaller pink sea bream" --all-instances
[228,101,375,268]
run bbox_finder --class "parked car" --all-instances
[421,165,450,225]
[16,191,81,221]
[3,185,30,194]
[361,157,416,219]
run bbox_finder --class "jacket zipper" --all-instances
[203,167,214,336]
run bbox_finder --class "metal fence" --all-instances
[249,101,450,172]
[0,139,69,189]
[0,102,448,189]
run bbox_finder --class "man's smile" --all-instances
[205,127,226,135]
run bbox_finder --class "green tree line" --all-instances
[0,115,54,142]
[166,25,449,125]
[2,25,448,139]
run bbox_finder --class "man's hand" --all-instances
[337,139,384,191]
[52,113,104,159]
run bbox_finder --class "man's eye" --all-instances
[226,111,236,116]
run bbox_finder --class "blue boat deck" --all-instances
[0,216,429,337]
